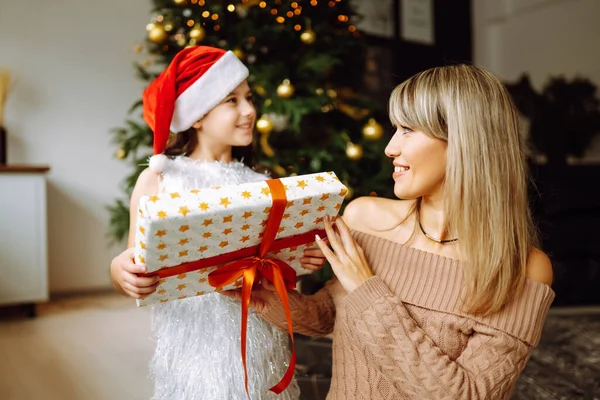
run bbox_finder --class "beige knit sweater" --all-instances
[259,230,555,400]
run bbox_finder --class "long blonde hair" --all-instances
[389,64,538,316]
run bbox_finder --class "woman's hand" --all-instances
[314,216,374,293]
[110,248,160,299]
[300,246,327,271]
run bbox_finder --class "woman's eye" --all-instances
[226,97,237,103]
[400,125,412,134]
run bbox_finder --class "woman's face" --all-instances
[384,126,447,200]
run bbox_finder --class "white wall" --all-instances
[473,0,600,160]
[1,0,151,292]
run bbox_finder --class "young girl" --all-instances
[109,46,325,400]
[240,64,555,399]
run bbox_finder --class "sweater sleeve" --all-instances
[257,278,338,337]
[343,276,542,400]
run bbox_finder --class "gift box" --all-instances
[134,171,347,306]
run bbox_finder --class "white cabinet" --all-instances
[0,166,49,311]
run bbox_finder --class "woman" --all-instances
[230,64,555,399]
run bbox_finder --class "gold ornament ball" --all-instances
[277,79,295,98]
[362,118,384,140]
[346,143,364,160]
[116,148,127,159]
[256,115,274,134]
[189,25,206,42]
[148,25,168,44]
[300,29,316,44]
[232,48,245,61]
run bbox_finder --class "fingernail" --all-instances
[315,234,321,241]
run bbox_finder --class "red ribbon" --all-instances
[208,179,298,395]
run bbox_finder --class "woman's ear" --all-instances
[192,120,202,130]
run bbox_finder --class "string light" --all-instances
[348,25,356,32]
[187,19,195,27]
[198,0,205,5]
[286,11,294,17]
[294,8,301,15]
[294,24,302,31]
[211,14,219,20]
[329,1,335,7]
[338,15,348,22]
[259,1,266,8]
[310,0,317,5]
[214,25,221,31]
[227,4,235,12]
[276,16,285,23]
[291,2,298,8]
[202,11,210,17]
[270,8,278,15]
[156,15,164,22]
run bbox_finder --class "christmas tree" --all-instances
[108,0,393,244]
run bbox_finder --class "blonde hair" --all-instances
[389,64,538,316]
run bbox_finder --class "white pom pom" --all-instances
[149,154,169,173]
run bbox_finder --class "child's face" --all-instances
[193,81,256,148]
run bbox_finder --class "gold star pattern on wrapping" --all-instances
[198,245,208,253]
[335,204,342,210]
[212,186,222,190]
[160,299,169,303]
[243,211,253,219]
[203,219,213,227]
[340,188,348,196]
[241,191,252,199]
[289,246,298,252]
[286,200,295,207]
[178,238,189,246]
[179,206,190,216]
[261,187,270,196]
[303,198,312,205]
[223,215,233,223]
[176,284,186,291]
[316,176,325,183]
[157,289,166,295]
[156,230,167,238]
[177,273,187,279]
[139,209,144,217]
[314,217,324,224]
[283,213,291,219]
[196,291,206,296]
[179,225,190,232]
[157,211,167,219]
[234,280,243,288]
[139,226,145,234]
[203,232,212,239]
[300,209,309,216]
[241,224,250,231]
[278,227,285,234]
[190,189,200,194]
[295,222,304,229]
[149,195,160,202]
[157,243,166,250]
[241,235,250,243]
[317,206,325,212]
[320,194,330,201]
[264,207,271,214]
[198,277,207,283]
[220,197,231,208]
[139,255,146,264]
[199,202,209,211]
[288,256,297,262]
[159,254,168,261]
[297,180,307,189]
[219,241,229,248]
[178,250,188,257]
[223,228,233,235]
[140,241,147,250]
[170,192,181,199]
[178,296,187,300]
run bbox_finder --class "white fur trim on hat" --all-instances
[170,51,249,133]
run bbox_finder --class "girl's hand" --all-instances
[314,216,374,293]
[110,248,160,299]
[300,246,327,271]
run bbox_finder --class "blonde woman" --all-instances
[228,64,555,399]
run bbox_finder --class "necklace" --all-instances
[418,217,458,244]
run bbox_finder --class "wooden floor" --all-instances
[0,293,154,400]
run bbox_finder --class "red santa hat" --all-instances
[142,46,249,155]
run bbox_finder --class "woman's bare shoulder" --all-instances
[341,196,416,233]
[526,248,554,286]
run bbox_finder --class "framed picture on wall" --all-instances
[352,0,396,38]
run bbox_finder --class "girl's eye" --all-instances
[246,95,254,103]
[226,97,237,103]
